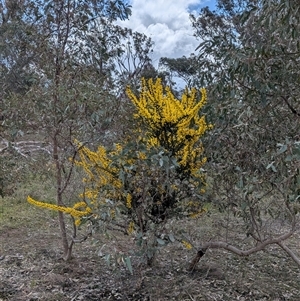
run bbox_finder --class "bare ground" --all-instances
[1,202,300,301]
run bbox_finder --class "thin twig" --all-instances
[281,95,300,117]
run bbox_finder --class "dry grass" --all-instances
[1,184,300,301]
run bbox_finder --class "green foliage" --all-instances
[188,0,300,241]
[1,0,154,260]
[77,138,207,266]
[159,55,199,88]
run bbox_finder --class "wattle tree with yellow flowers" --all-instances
[27,78,212,265]
[127,78,210,177]
[74,78,212,265]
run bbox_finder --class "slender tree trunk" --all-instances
[50,0,73,261]
[53,130,71,260]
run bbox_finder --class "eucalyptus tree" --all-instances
[188,0,300,267]
[0,0,42,196]
[1,0,154,260]
[158,55,199,88]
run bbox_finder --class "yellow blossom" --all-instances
[126,193,132,209]
[110,209,116,219]
[73,201,88,210]
[127,221,135,234]
[27,196,92,219]
[74,219,82,226]
[189,208,207,218]
[126,78,212,177]
[182,240,193,250]
[137,151,147,160]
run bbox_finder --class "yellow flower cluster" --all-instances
[126,193,132,209]
[185,199,208,219]
[80,189,99,204]
[127,221,135,234]
[27,196,92,226]
[182,240,193,250]
[189,208,207,218]
[74,140,122,189]
[126,78,212,177]
[110,209,116,219]
[74,141,137,215]
[74,140,124,210]
[137,151,147,160]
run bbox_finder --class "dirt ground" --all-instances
[1,205,300,301]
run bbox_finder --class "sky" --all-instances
[117,0,217,66]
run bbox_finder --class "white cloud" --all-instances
[117,0,205,66]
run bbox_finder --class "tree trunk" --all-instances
[53,131,71,260]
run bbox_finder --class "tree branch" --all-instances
[277,242,300,266]
[60,148,77,195]
[189,230,298,270]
